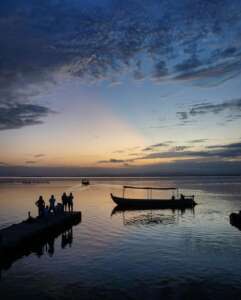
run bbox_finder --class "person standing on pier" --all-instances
[49,195,56,214]
[35,196,45,217]
[61,192,68,211]
[68,193,74,212]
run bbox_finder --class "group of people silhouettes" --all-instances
[35,192,74,217]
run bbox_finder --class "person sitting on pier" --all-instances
[35,196,45,217]
[68,193,74,212]
[49,195,56,214]
[61,192,68,211]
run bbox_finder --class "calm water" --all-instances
[0,176,241,299]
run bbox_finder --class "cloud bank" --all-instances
[1,0,241,129]
[177,98,241,123]
[99,140,241,165]
[0,102,53,130]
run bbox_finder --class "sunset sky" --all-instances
[1,0,241,176]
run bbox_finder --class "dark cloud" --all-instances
[97,140,241,168]
[188,139,208,144]
[0,102,53,130]
[178,120,196,126]
[177,98,241,123]
[143,142,170,151]
[175,55,202,73]
[97,140,241,166]
[176,112,188,120]
[206,142,241,149]
[190,99,241,116]
[152,61,168,81]
[112,146,141,154]
[136,141,241,161]
[172,146,191,151]
[24,154,45,165]
[98,158,126,164]
[0,0,241,128]
[175,60,241,86]
[220,47,238,58]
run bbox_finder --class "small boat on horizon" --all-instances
[111,185,196,209]
[81,179,90,186]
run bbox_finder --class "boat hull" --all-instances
[230,212,241,230]
[111,194,196,209]
[81,179,90,186]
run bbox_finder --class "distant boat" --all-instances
[81,179,90,186]
[111,185,196,209]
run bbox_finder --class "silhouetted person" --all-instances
[35,196,45,217]
[49,195,56,214]
[180,194,185,200]
[68,193,74,212]
[61,192,68,211]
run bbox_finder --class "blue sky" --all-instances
[0,0,241,175]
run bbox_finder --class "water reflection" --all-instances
[61,228,73,248]
[111,206,195,226]
[0,225,75,279]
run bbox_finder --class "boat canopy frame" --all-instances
[122,185,179,199]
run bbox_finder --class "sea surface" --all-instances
[0,176,241,300]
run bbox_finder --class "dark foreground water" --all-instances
[0,176,241,300]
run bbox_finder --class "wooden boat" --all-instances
[111,185,196,209]
[81,179,90,186]
[230,211,241,230]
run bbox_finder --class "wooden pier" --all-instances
[0,212,81,259]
